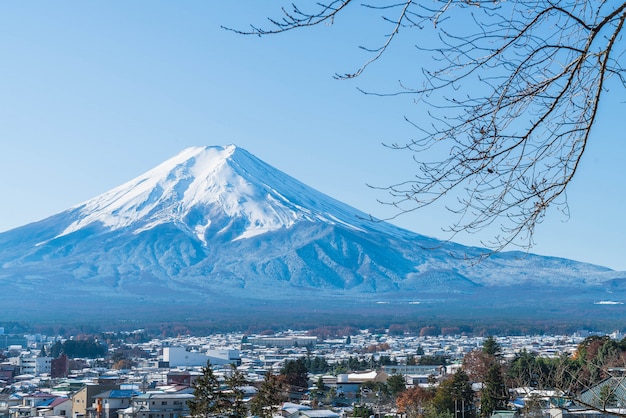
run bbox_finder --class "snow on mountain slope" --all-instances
[1,144,625,323]
[54,145,382,244]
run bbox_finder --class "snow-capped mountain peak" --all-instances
[1,144,623,324]
[55,145,365,243]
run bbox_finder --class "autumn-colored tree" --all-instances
[462,350,494,383]
[396,386,434,418]
[112,359,134,370]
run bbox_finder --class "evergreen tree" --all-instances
[188,360,227,418]
[480,363,508,417]
[387,374,407,396]
[311,375,328,403]
[451,370,475,418]
[225,364,248,418]
[482,337,502,357]
[50,341,62,358]
[280,357,309,390]
[433,370,474,418]
[250,372,287,418]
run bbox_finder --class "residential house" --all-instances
[280,402,341,418]
[8,393,58,418]
[38,397,72,417]
[165,371,198,387]
[90,390,141,418]
[578,375,626,410]
[71,384,120,418]
[0,364,17,385]
[0,394,10,418]
[117,393,194,418]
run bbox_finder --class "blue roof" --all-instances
[97,390,142,399]
[38,398,56,407]
[111,390,142,399]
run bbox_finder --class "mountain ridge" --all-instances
[0,144,624,323]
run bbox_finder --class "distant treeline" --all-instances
[49,338,107,358]
[1,314,622,338]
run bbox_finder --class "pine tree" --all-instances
[432,370,474,418]
[280,358,309,390]
[482,337,502,357]
[224,364,248,418]
[250,372,287,418]
[188,361,226,418]
[480,363,508,417]
[387,374,407,396]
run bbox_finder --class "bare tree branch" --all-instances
[233,0,626,252]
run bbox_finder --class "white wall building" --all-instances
[162,347,240,367]
[247,336,318,348]
[19,356,51,376]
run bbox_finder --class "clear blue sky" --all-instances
[1,2,625,270]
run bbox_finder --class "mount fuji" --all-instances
[0,145,624,324]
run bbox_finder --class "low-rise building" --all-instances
[117,393,194,418]
[91,389,141,418]
[162,347,240,368]
[19,356,52,375]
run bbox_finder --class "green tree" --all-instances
[304,356,331,374]
[280,357,309,390]
[387,374,407,397]
[225,364,248,418]
[480,363,508,417]
[353,404,374,418]
[482,337,501,357]
[250,372,287,418]
[506,349,553,389]
[433,370,475,418]
[423,404,454,418]
[188,361,228,418]
[420,355,448,366]
[599,384,618,410]
[50,341,62,358]
[311,375,328,402]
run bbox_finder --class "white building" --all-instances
[19,356,52,376]
[247,336,318,348]
[162,347,240,368]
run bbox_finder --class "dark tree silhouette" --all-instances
[250,372,287,418]
[480,363,508,417]
[280,357,309,390]
[188,361,248,418]
[227,0,626,251]
[482,337,502,357]
[188,361,223,418]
